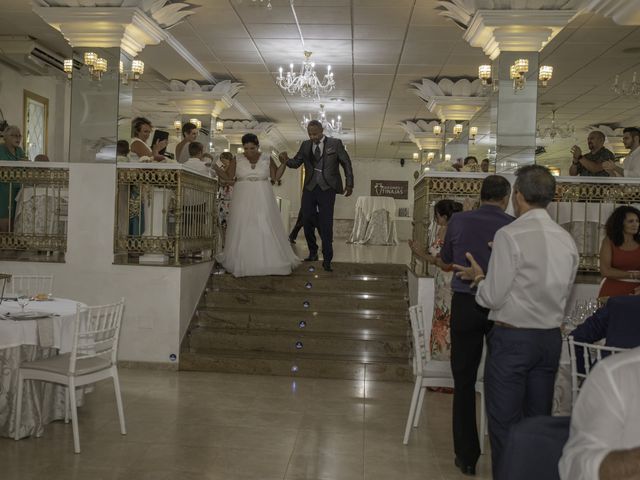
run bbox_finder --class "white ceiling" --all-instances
[1,0,640,166]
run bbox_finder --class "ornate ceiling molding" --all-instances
[410,78,487,121]
[164,80,244,117]
[583,0,640,25]
[399,120,445,150]
[437,1,586,59]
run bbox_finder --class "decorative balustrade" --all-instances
[411,172,640,275]
[0,162,69,261]
[115,164,218,265]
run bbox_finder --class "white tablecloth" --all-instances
[348,196,398,245]
[0,298,83,439]
[13,187,69,235]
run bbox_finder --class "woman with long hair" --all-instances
[599,205,640,297]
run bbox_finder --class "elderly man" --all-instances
[455,165,579,479]
[559,347,640,480]
[438,175,513,476]
[569,131,616,177]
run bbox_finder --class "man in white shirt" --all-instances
[183,142,210,175]
[621,127,640,177]
[454,165,579,479]
[559,347,640,480]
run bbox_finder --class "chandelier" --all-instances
[611,72,639,96]
[277,51,335,100]
[251,0,272,9]
[301,104,343,135]
[537,110,574,141]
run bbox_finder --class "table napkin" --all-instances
[37,318,54,347]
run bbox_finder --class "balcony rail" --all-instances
[0,161,69,261]
[411,172,640,275]
[115,164,218,265]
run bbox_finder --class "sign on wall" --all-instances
[370,180,409,200]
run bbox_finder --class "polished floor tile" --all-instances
[2,369,493,480]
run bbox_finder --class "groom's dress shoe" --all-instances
[322,262,333,272]
[304,254,318,262]
[454,457,476,476]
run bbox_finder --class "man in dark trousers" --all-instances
[438,175,513,476]
[289,205,319,244]
[281,120,354,272]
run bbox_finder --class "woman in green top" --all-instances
[0,125,26,231]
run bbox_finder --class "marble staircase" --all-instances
[180,262,412,381]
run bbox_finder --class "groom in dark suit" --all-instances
[281,120,354,272]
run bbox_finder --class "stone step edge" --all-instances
[188,325,409,342]
[179,348,411,365]
[196,304,409,316]
[206,287,409,300]
[195,306,410,319]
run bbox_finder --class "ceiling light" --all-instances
[251,0,272,9]
[510,58,529,92]
[427,152,435,161]
[612,72,639,96]
[174,120,182,133]
[277,51,336,100]
[453,123,463,138]
[83,52,97,68]
[215,120,224,132]
[433,124,442,136]
[412,152,420,161]
[63,59,73,80]
[300,104,343,135]
[469,126,478,142]
[131,60,144,81]
[190,118,202,129]
[478,65,492,85]
[444,154,451,162]
[537,109,574,141]
[538,65,553,87]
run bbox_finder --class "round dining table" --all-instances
[0,297,84,439]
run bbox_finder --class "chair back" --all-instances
[6,274,54,296]
[69,298,125,374]
[567,336,628,407]
[409,305,431,377]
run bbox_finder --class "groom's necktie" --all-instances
[313,143,321,164]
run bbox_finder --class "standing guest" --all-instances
[598,206,640,297]
[129,117,168,162]
[409,199,463,360]
[281,120,354,272]
[0,126,26,232]
[621,127,640,177]
[437,175,513,475]
[454,165,579,480]
[183,142,210,175]
[559,347,640,480]
[34,154,49,162]
[480,158,490,173]
[175,122,198,164]
[569,131,615,177]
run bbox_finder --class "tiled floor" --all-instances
[292,237,412,265]
[2,369,492,479]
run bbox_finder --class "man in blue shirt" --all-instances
[439,175,513,475]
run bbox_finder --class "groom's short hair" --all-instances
[307,120,323,130]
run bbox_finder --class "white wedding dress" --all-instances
[216,153,300,277]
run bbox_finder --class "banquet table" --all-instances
[348,196,398,245]
[0,297,83,439]
[14,186,69,235]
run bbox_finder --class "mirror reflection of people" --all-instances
[34,154,49,162]
[129,117,168,162]
[183,142,210,175]
[0,126,26,232]
[116,140,130,162]
[213,152,235,248]
[481,158,490,173]
[175,122,198,164]
[215,134,298,277]
[570,131,615,177]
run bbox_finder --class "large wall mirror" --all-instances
[23,90,49,160]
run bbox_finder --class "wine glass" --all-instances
[17,291,30,313]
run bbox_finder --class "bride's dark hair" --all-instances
[241,133,259,146]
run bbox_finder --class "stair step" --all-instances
[186,327,410,358]
[288,262,408,277]
[202,290,408,313]
[193,309,409,337]
[179,350,412,381]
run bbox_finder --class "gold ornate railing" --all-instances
[115,164,218,265]
[0,162,69,260]
[411,173,640,275]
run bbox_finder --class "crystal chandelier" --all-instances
[537,110,575,141]
[301,104,343,135]
[252,0,272,9]
[277,51,335,100]
[612,72,640,96]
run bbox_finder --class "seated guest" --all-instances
[175,122,198,164]
[599,205,640,297]
[481,158,490,173]
[34,154,49,162]
[559,347,640,480]
[129,117,168,162]
[569,131,615,177]
[116,140,130,162]
[461,156,480,172]
[183,142,210,175]
[0,126,26,232]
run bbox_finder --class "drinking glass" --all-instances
[17,293,30,312]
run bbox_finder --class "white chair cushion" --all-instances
[21,353,112,376]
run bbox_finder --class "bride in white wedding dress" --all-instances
[214,133,300,277]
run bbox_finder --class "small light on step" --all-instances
[305,282,312,289]
[303,301,310,308]
[299,321,306,328]
[312,311,318,316]
[362,294,370,299]
[308,266,315,273]
[362,276,369,281]
[295,341,303,349]
[291,365,299,373]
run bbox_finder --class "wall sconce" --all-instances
[511,58,529,91]
[433,124,442,136]
[412,152,420,161]
[215,120,224,132]
[539,65,553,87]
[453,123,463,138]
[190,118,202,129]
[131,60,144,81]
[94,57,107,80]
[444,154,451,162]
[83,52,97,70]
[223,148,230,152]
[64,59,73,80]
[174,120,182,137]
[426,152,435,162]
[469,126,478,143]
[478,65,492,85]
